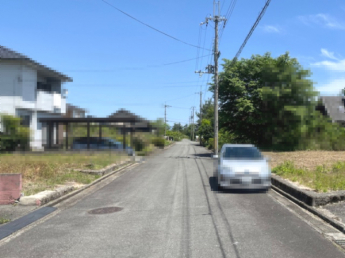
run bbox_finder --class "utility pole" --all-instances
[191,106,195,141]
[164,103,171,139]
[198,1,226,156]
[195,87,202,145]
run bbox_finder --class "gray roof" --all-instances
[66,104,88,113]
[320,96,345,122]
[109,109,149,124]
[0,45,72,82]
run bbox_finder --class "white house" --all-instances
[0,45,72,150]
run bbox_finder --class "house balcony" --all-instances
[36,90,66,114]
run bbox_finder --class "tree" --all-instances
[151,118,169,137]
[196,98,214,126]
[172,123,183,132]
[0,114,30,151]
[198,119,213,143]
[217,52,319,150]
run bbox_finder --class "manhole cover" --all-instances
[88,207,123,215]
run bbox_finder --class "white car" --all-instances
[215,144,271,190]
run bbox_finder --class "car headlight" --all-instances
[260,166,271,177]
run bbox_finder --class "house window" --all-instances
[37,82,52,92]
[338,106,345,113]
[20,115,31,127]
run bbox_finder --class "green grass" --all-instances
[272,161,345,192]
[0,218,10,224]
[0,152,127,195]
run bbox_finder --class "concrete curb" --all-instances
[271,174,345,206]
[164,142,176,150]
[44,161,136,208]
[19,161,135,207]
[78,159,131,175]
[271,184,345,235]
[19,186,75,206]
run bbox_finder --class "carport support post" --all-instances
[130,129,133,148]
[99,123,102,147]
[122,124,126,151]
[55,122,59,146]
[130,122,134,148]
[65,122,68,150]
[48,122,53,150]
[87,121,90,150]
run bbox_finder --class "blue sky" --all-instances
[1,0,345,126]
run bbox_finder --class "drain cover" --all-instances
[88,207,123,215]
[334,240,345,249]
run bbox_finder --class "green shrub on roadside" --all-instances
[272,160,345,192]
[132,137,145,151]
[151,137,165,148]
[207,138,214,150]
[0,114,30,152]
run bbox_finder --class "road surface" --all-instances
[0,139,344,257]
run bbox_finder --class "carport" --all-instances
[39,109,156,150]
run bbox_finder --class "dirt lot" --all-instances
[262,151,345,170]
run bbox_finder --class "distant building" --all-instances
[0,45,72,150]
[316,96,345,127]
[66,104,87,118]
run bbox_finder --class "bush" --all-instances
[207,138,214,150]
[151,137,165,148]
[132,137,145,151]
[0,114,30,152]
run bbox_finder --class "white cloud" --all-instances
[321,48,338,60]
[312,59,345,72]
[262,25,280,33]
[316,78,345,95]
[298,13,345,30]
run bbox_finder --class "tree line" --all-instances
[197,52,345,151]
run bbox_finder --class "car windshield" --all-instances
[223,146,263,160]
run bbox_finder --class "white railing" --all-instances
[36,90,54,112]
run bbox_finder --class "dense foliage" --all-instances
[214,52,345,151]
[0,114,30,152]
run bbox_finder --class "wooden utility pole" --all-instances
[164,103,171,138]
[191,107,195,141]
[198,1,226,156]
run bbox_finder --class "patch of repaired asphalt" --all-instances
[0,207,57,240]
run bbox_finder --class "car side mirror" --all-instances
[213,155,218,159]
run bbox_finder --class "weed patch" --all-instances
[0,152,125,195]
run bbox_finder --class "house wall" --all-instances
[0,62,22,115]
[0,61,68,149]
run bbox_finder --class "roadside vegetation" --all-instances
[263,151,345,192]
[0,114,30,152]
[197,52,345,151]
[0,152,127,196]
[0,217,10,225]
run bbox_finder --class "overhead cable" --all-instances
[232,0,272,63]
[101,0,211,51]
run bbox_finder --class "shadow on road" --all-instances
[191,153,212,158]
[209,176,268,194]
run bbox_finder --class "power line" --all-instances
[232,0,272,62]
[60,54,213,72]
[165,93,196,102]
[101,0,211,51]
[219,0,238,42]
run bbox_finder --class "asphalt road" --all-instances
[1,139,345,258]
